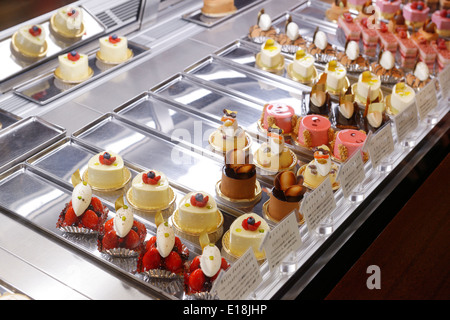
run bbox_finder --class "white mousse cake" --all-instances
[99,34,128,63]
[260,39,283,68]
[57,51,89,82]
[229,213,270,259]
[292,49,316,80]
[389,82,416,115]
[131,170,170,208]
[356,71,381,102]
[325,60,347,92]
[178,191,218,233]
[14,25,46,55]
[52,6,83,36]
[87,151,124,189]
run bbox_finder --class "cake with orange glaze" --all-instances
[295,114,333,149]
[260,102,297,134]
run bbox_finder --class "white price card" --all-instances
[213,248,262,300]
[300,177,336,232]
[260,211,302,272]
[438,64,450,99]
[337,151,366,199]
[394,101,419,142]
[367,123,394,169]
[416,78,438,120]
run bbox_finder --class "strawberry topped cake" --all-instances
[376,0,401,19]
[57,51,89,82]
[432,9,450,36]
[57,171,108,233]
[403,1,430,29]
[338,13,361,42]
[14,24,47,57]
[87,151,125,189]
[130,169,171,209]
[377,22,398,54]
[396,30,419,69]
[357,17,379,57]
[51,6,83,37]
[433,38,450,72]
[98,34,129,63]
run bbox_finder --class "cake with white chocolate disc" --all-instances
[130,169,171,209]
[87,151,125,189]
[98,34,129,63]
[228,213,270,259]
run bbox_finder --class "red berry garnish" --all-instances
[29,26,41,37]
[189,256,201,273]
[81,209,98,229]
[67,51,80,62]
[125,229,140,249]
[145,236,157,251]
[440,10,447,17]
[90,197,103,212]
[99,152,116,165]
[242,217,261,231]
[104,218,114,233]
[344,12,353,23]
[189,269,205,292]
[190,193,209,207]
[165,251,182,273]
[142,171,161,185]
[411,2,418,9]
[102,230,119,249]
[142,247,161,270]
[63,206,77,226]
[379,22,388,33]
[399,30,407,39]
[109,34,121,44]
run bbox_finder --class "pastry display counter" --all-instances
[0,0,448,301]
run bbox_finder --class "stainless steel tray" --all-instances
[0,163,201,299]
[0,116,66,173]
[13,41,150,105]
[182,0,265,28]
[0,6,105,83]
[0,109,21,131]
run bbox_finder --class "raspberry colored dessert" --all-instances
[395,30,418,69]
[403,1,430,28]
[338,13,361,42]
[412,35,437,70]
[296,115,332,148]
[333,129,367,161]
[261,103,296,134]
[357,17,379,57]
[348,0,368,10]
[376,22,398,53]
[433,39,450,72]
[432,10,450,36]
[376,0,402,19]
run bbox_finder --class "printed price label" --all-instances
[394,101,419,142]
[438,65,450,99]
[337,151,366,199]
[367,123,394,169]
[260,212,302,272]
[213,249,262,300]
[300,177,336,232]
[416,78,438,119]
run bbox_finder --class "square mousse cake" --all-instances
[338,13,361,42]
[376,23,398,53]
[395,31,418,68]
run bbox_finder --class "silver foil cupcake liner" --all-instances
[141,269,182,280]
[185,291,220,300]
[101,247,139,258]
[58,226,98,234]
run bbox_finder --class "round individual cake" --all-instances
[255,125,294,171]
[210,109,247,152]
[131,169,171,209]
[325,60,347,94]
[13,24,47,57]
[201,0,237,17]
[295,115,333,149]
[177,191,219,233]
[355,71,381,103]
[267,171,306,222]
[301,145,338,189]
[220,149,257,200]
[432,9,450,37]
[376,0,401,19]
[260,102,297,134]
[57,51,89,82]
[389,82,416,115]
[87,151,125,189]
[51,6,83,37]
[258,39,283,69]
[332,129,367,161]
[228,213,270,259]
[290,49,316,82]
[98,34,129,63]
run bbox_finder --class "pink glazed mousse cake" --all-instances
[348,0,368,11]
[261,103,297,134]
[432,9,450,36]
[376,0,402,20]
[296,115,332,149]
[338,13,361,42]
[333,129,367,161]
[403,1,430,29]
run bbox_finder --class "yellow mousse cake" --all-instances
[302,145,338,189]
[14,24,46,56]
[99,34,128,63]
[210,109,247,152]
[356,71,381,102]
[255,125,293,171]
[229,213,270,259]
[57,51,89,82]
[131,169,170,208]
[52,6,83,37]
[87,151,125,189]
[259,39,283,68]
[389,82,416,115]
[178,191,219,233]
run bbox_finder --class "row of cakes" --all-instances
[55,151,272,296]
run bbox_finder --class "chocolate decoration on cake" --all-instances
[308,73,331,116]
[335,86,359,130]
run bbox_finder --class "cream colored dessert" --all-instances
[260,39,283,68]
[255,125,293,170]
[178,191,218,233]
[356,71,381,102]
[52,6,83,36]
[229,213,270,259]
[292,49,316,80]
[131,170,170,208]
[87,151,125,189]
[389,82,416,115]
[211,109,247,152]
[201,0,237,17]
[346,40,360,61]
[57,51,89,82]
[14,24,46,55]
[325,60,347,92]
[302,145,338,189]
[99,34,128,63]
